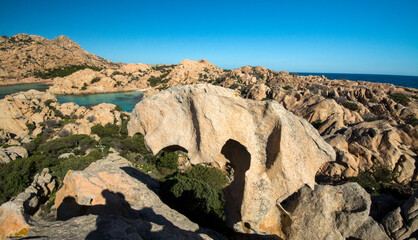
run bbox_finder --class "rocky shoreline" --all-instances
[0,34,417,239]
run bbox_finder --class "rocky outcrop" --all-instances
[0,168,57,239]
[284,183,389,240]
[128,84,335,234]
[0,89,56,136]
[381,191,418,240]
[47,68,148,95]
[323,121,417,182]
[46,153,213,239]
[0,34,115,85]
[0,146,28,164]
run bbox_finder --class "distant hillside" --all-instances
[0,34,117,85]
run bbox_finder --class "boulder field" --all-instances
[0,85,416,239]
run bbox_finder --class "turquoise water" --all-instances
[0,83,50,99]
[0,83,143,112]
[57,91,144,112]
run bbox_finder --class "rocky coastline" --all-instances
[0,34,417,239]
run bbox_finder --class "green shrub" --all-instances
[229,84,239,89]
[349,172,380,196]
[51,155,99,180]
[349,166,396,196]
[343,101,359,111]
[156,152,179,171]
[90,77,101,84]
[44,99,55,107]
[114,105,123,112]
[185,165,228,192]
[33,65,101,79]
[160,174,224,222]
[26,122,36,134]
[283,85,292,90]
[91,123,119,138]
[404,117,418,126]
[37,134,96,157]
[389,93,411,106]
[148,76,162,87]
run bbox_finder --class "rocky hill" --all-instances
[0,34,116,85]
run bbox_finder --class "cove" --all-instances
[56,91,144,112]
[0,83,144,112]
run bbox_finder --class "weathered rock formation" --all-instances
[0,89,56,136]
[0,168,57,238]
[0,34,115,85]
[128,84,336,234]
[20,154,214,240]
[284,183,389,240]
[381,191,418,239]
[0,146,28,164]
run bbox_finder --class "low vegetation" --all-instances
[342,101,360,111]
[33,65,101,79]
[389,93,411,106]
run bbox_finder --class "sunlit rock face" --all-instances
[128,84,335,235]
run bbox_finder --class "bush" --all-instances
[44,99,54,107]
[283,85,292,90]
[185,165,228,192]
[114,105,123,112]
[91,123,119,138]
[343,101,359,111]
[90,77,101,84]
[33,65,101,79]
[349,172,380,196]
[390,93,411,106]
[156,152,179,171]
[26,122,35,134]
[37,134,96,157]
[148,76,162,87]
[160,174,225,223]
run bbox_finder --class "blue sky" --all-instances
[1,0,417,75]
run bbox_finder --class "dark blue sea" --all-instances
[298,72,418,89]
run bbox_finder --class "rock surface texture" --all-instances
[128,84,336,234]
[284,183,389,240]
[45,153,211,240]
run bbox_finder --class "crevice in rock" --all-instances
[266,123,281,169]
[189,99,201,151]
[221,139,251,227]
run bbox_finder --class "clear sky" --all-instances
[1,0,417,76]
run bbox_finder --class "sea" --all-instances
[0,73,416,112]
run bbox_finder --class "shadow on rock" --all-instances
[57,189,206,240]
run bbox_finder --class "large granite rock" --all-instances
[53,153,210,239]
[128,84,336,234]
[284,183,389,240]
[381,191,418,240]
